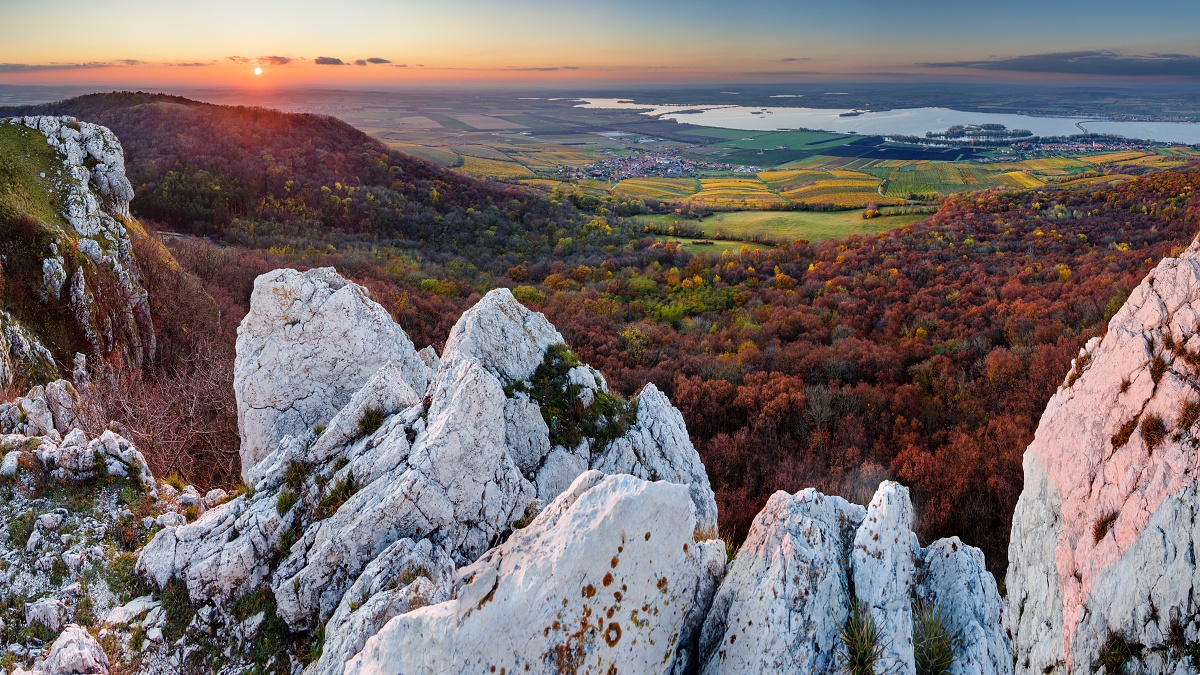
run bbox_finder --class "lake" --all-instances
[576,98,1200,145]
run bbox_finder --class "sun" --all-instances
[254,67,263,76]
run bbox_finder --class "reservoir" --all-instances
[576,99,1200,145]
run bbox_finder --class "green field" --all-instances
[651,235,766,256]
[636,209,928,246]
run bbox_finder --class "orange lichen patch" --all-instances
[603,572,614,587]
[604,622,623,647]
[583,584,596,599]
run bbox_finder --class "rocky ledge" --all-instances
[2,266,1014,673]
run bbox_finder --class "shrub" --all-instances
[358,406,386,438]
[840,600,883,675]
[913,600,957,675]
[1141,414,1166,451]
[512,285,545,304]
[6,511,35,548]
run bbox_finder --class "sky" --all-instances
[1,0,1199,88]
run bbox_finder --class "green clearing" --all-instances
[0,122,69,227]
[651,235,766,256]
[636,209,928,245]
[717,131,858,150]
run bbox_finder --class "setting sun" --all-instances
[254,67,262,75]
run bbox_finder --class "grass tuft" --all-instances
[1111,417,1139,450]
[1141,414,1166,451]
[358,406,387,438]
[840,599,883,675]
[914,600,957,675]
[1096,631,1142,674]
[1093,511,1119,544]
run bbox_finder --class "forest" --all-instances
[11,94,1199,578]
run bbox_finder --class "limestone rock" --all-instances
[699,488,865,674]
[851,481,918,675]
[1006,237,1200,673]
[43,624,110,674]
[343,471,726,675]
[439,287,563,383]
[233,267,430,480]
[594,382,719,534]
[25,596,66,631]
[916,538,1011,675]
[311,538,456,675]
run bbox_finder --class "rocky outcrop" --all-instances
[0,116,155,382]
[699,481,1010,674]
[233,267,431,479]
[127,272,720,673]
[1007,238,1200,673]
[343,471,725,675]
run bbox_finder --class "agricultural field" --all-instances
[611,177,699,199]
[635,209,928,247]
[458,156,535,179]
[688,177,788,209]
[318,91,1200,211]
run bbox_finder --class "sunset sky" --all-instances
[3,0,1200,87]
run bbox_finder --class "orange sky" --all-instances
[3,0,1199,87]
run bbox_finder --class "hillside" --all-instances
[0,93,635,268]
[0,116,155,388]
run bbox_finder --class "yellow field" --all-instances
[458,156,535,179]
[1057,173,1138,187]
[1000,171,1046,189]
[1078,151,1152,164]
[612,177,700,199]
[757,169,837,192]
[688,177,787,208]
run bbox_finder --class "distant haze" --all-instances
[2,0,1199,87]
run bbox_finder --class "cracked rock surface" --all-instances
[1007,237,1200,673]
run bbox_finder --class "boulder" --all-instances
[233,267,430,480]
[343,471,726,675]
[42,624,110,674]
[1006,238,1200,673]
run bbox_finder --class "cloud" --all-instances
[366,57,391,64]
[259,55,293,66]
[172,62,213,67]
[315,56,347,66]
[922,51,1200,77]
[0,61,136,72]
[116,59,146,66]
[781,57,811,62]
[227,56,252,64]
[354,60,367,66]
[507,66,580,71]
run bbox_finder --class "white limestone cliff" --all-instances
[1007,238,1200,673]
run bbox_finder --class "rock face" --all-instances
[699,481,1010,675]
[233,267,431,479]
[343,471,726,675]
[1007,238,1200,673]
[1,116,155,379]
